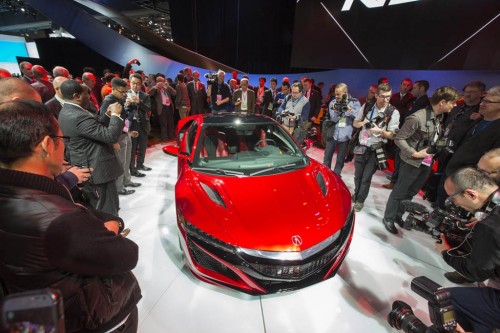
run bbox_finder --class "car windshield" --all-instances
[192,119,308,176]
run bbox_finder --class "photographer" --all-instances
[382,86,460,233]
[322,83,361,175]
[207,70,231,113]
[352,83,400,212]
[436,167,500,333]
[277,82,310,143]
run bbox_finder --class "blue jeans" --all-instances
[323,138,349,175]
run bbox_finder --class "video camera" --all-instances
[331,93,349,116]
[276,111,295,125]
[204,72,219,86]
[401,201,472,255]
[388,276,456,333]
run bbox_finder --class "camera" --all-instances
[332,93,349,116]
[426,138,455,155]
[388,276,456,333]
[365,114,385,129]
[276,111,295,125]
[401,201,472,255]
[204,72,218,85]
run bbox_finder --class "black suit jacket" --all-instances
[305,89,321,120]
[44,97,63,119]
[409,95,430,115]
[390,92,416,127]
[32,80,55,103]
[58,103,124,184]
[446,118,500,175]
[187,80,207,114]
[125,90,151,134]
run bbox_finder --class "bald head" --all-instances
[32,65,49,79]
[52,66,70,79]
[52,76,68,98]
[0,77,42,103]
[0,68,12,79]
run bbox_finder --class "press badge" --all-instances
[338,117,346,128]
[123,119,130,133]
[268,103,273,111]
[216,94,222,102]
[241,102,248,110]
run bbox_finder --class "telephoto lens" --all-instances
[374,146,388,169]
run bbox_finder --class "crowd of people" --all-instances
[0,58,499,332]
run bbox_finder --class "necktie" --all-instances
[90,93,99,112]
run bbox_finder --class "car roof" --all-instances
[201,113,273,125]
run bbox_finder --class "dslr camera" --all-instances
[204,72,219,86]
[388,276,456,333]
[365,113,385,129]
[426,137,455,155]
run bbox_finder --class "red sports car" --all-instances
[168,113,354,294]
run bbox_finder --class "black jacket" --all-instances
[443,203,500,282]
[0,169,141,332]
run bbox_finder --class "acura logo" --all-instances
[291,235,303,246]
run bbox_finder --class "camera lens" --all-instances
[388,301,427,332]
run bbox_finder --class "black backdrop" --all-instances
[168,0,305,74]
[291,0,500,70]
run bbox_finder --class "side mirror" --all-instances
[162,145,179,156]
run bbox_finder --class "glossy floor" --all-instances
[120,143,457,333]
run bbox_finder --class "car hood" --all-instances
[176,161,351,252]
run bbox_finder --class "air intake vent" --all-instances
[201,182,226,207]
[316,172,327,196]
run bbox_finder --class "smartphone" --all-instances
[1,289,65,333]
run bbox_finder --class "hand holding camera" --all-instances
[108,102,123,117]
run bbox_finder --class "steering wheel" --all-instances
[254,139,277,149]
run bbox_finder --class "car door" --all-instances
[176,115,202,174]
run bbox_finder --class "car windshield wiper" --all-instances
[192,167,245,176]
[249,163,301,176]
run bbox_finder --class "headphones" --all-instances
[473,190,500,221]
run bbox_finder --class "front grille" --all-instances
[188,239,241,282]
[249,244,339,280]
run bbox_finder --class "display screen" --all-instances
[291,0,500,69]
[5,307,58,333]
[0,40,28,63]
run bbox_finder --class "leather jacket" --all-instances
[0,169,141,332]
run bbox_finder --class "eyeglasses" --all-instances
[481,99,500,104]
[445,189,464,205]
[476,166,500,175]
[378,95,391,100]
[115,89,128,95]
[50,135,69,140]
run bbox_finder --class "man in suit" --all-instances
[232,78,255,114]
[31,65,55,103]
[58,80,124,216]
[83,72,100,114]
[254,77,267,115]
[126,73,152,176]
[303,78,321,129]
[44,76,68,119]
[187,71,207,115]
[409,80,431,115]
[148,76,176,141]
[262,78,278,117]
[19,61,35,84]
